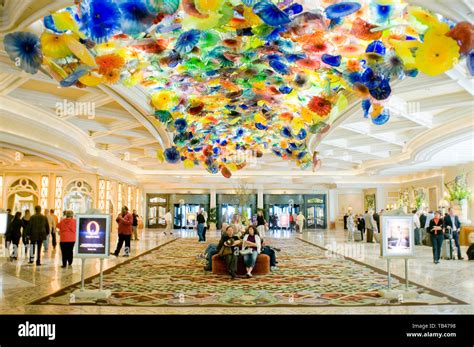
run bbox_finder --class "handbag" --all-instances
[218,245,233,257]
[240,248,253,255]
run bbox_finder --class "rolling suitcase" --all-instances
[441,231,456,260]
[354,230,362,241]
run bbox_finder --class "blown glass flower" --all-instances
[3,32,42,74]
[80,0,121,43]
[415,33,460,76]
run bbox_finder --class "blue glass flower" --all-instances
[281,127,293,138]
[272,148,282,157]
[372,109,390,125]
[347,72,362,84]
[255,123,268,130]
[285,53,306,63]
[119,0,154,35]
[60,66,89,87]
[467,51,474,76]
[296,129,307,140]
[405,69,419,78]
[147,0,180,14]
[174,118,187,133]
[269,57,290,74]
[206,164,219,174]
[325,2,361,20]
[3,32,42,74]
[279,85,293,94]
[164,147,181,163]
[361,99,371,118]
[213,147,221,155]
[372,3,392,23]
[366,40,386,55]
[361,68,381,89]
[369,78,391,100]
[80,0,121,43]
[283,3,303,16]
[175,29,200,54]
[321,54,342,67]
[297,151,307,160]
[166,50,182,68]
[173,133,187,146]
[235,128,245,138]
[253,0,291,27]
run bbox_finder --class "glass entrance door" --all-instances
[306,196,327,229]
[174,204,202,229]
[268,204,300,229]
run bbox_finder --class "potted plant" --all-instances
[445,173,471,222]
[208,207,217,231]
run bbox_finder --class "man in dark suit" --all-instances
[443,208,463,260]
[373,210,381,233]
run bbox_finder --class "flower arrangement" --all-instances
[445,173,472,202]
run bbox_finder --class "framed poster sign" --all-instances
[381,215,414,258]
[0,213,7,235]
[75,214,110,258]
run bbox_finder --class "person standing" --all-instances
[428,211,445,264]
[444,208,463,260]
[21,209,31,258]
[49,209,58,250]
[57,210,76,268]
[364,210,377,243]
[113,206,133,257]
[413,210,421,245]
[256,210,266,237]
[289,212,295,232]
[196,209,206,243]
[43,209,52,252]
[5,212,22,260]
[25,205,49,265]
[164,210,172,235]
[373,210,381,234]
[419,209,427,244]
[202,209,208,242]
[347,211,355,241]
[357,214,365,241]
[132,209,139,241]
[296,211,305,233]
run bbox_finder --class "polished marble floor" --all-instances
[0,228,472,314]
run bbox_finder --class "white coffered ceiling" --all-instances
[0,0,473,187]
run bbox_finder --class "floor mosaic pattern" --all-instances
[32,237,465,307]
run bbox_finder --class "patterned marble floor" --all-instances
[0,228,472,314]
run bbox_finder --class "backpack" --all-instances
[467,244,474,260]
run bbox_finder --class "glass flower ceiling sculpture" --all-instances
[4,0,473,178]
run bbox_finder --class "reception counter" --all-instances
[460,225,474,246]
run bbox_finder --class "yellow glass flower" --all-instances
[195,0,224,14]
[183,158,195,169]
[415,35,460,76]
[78,72,102,87]
[408,6,439,27]
[156,149,165,163]
[151,90,177,110]
[389,39,419,70]
[40,32,72,58]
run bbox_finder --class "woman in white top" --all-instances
[296,212,305,233]
[241,226,261,278]
[347,212,355,241]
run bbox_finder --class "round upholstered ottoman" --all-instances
[212,254,270,275]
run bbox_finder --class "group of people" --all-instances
[200,221,280,279]
[4,206,76,268]
[414,208,463,263]
[344,207,464,264]
[266,211,306,233]
[345,210,381,243]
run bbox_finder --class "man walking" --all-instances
[132,209,139,241]
[25,205,49,265]
[444,208,463,260]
